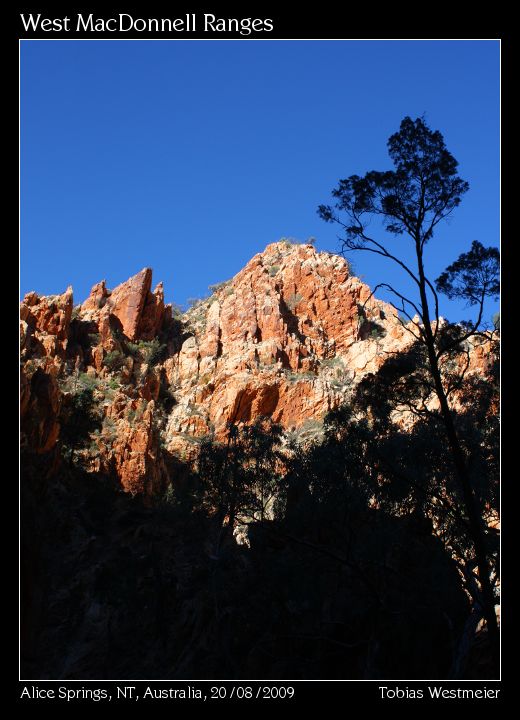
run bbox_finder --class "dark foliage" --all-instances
[102,350,125,371]
[20,452,471,680]
[436,240,500,305]
[21,344,498,679]
[59,387,102,458]
[318,116,469,248]
[318,115,500,655]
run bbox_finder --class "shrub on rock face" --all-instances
[208,280,231,294]
[126,338,167,366]
[358,319,386,341]
[171,302,184,318]
[286,293,303,311]
[345,258,356,276]
[60,387,102,461]
[141,339,167,365]
[75,372,99,391]
[103,350,125,371]
[187,297,205,309]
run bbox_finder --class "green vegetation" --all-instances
[370,323,386,340]
[100,416,118,442]
[127,402,146,424]
[103,350,125,371]
[328,373,352,390]
[171,302,184,318]
[76,373,99,391]
[158,383,177,410]
[197,418,284,532]
[186,403,204,417]
[59,384,102,464]
[286,418,324,445]
[187,297,207,309]
[23,359,38,375]
[126,341,140,355]
[176,432,207,445]
[162,483,176,505]
[284,369,316,382]
[286,292,303,310]
[140,339,167,365]
[320,355,344,369]
[345,258,356,276]
[126,338,167,365]
[208,280,231,294]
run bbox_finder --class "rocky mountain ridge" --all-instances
[20,240,491,494]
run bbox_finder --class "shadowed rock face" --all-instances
[19,241,494,494]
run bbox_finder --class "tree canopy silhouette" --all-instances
[318,115,500,653]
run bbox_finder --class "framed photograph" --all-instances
[18,13,503,705]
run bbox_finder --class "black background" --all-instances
[13,3,511,706]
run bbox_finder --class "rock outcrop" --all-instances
[20,286,73,359]
[81,267,170,343]
[20,240,496,494]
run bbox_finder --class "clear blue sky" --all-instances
[21,40,499,323]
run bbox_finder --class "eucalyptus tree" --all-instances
[318,116,500,649]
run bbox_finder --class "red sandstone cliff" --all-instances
[20,240,495,494]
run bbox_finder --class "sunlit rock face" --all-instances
[20,240,494,493]
[167,241,415,441]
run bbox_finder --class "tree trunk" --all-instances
[416,245,499,661]
[449,607,482,678]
